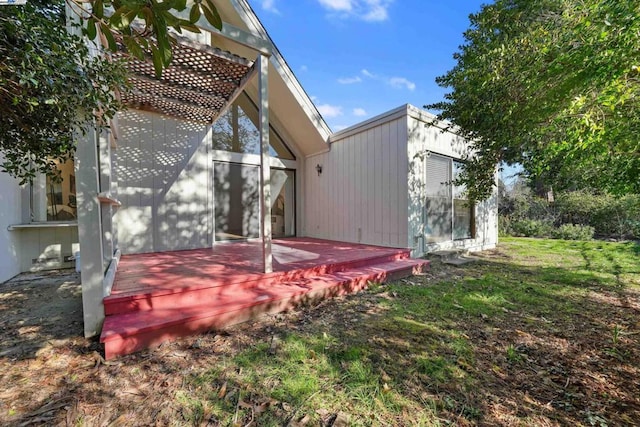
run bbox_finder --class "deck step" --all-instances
[103,250,412,316]
[100,258,429,359]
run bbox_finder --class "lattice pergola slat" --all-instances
[116,33,255,123]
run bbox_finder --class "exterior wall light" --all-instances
[316,164,323,176]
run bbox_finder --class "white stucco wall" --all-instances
[0,171,79,281]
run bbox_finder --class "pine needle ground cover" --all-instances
[1,238,638,425]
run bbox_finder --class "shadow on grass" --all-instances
[2,239,639,426]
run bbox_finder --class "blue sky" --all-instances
[246,0,487,131]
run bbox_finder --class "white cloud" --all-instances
[317,104,344,118]
[334,124,349,131]
[361,69,376,78]
[318,0,353,12]
[353,108,367,117]
[317,0,392,22]
[337,76,362,84]
[261,0,280,13]
[300,65,308,72]
[360,69,416,91]
[389,77,416,91]
[362,0,389,21]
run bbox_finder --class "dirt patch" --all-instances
[0,270,85,360]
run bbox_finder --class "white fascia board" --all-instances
[329,103,457,143]
[406,104,463,135]
[329,104,410,142]
[173,9,272,56]
[230,0,332,142]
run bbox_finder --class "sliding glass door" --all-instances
[270,169,295,238]
[213,162,295,241]
[213,162,261,241]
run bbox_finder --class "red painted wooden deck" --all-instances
[101,238,429,359]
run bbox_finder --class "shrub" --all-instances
[498,216,513,237]
[500,191,640,240]
[551,224,594,241]
[555,192,640,239]
[510,219,554,238]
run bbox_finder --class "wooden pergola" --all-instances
[67,3,276,337]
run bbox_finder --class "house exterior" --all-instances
[0,0,498,338]
[305,105,498,257]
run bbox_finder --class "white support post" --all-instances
[66,2,105,337]
[76,125,106,337]
[258,54,272,273]
[99,128,114,270]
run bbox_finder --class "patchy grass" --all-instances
[0,238,639,426]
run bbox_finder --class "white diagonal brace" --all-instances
[209,60,259,124]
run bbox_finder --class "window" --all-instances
[213,162,261,241]
[424,155,452,243]
[31,159,77,222]
[211,92,295,160]
[452,161,473,240]
[424,154,474,242]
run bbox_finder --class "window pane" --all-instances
[452,160,472,239]
[452,161,467,199]
[425,154,452,242]
[425,196,452,242]
[453,199,472,240]
[211,92,295,160]
[46,159,77,221]
[213,162,260,241]
[271,169,295,237]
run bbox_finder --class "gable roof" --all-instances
[215,0,332,155]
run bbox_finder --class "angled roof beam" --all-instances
[172,10,272,57]
[126,89,222,121]
[209,59,259,124]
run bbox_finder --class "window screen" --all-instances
[425,155,452,243]
[424,155,474,242]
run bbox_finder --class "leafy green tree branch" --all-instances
[427,0,640,201]
[0,0,223,183]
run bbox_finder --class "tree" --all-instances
[427,0,640,201]
[76,0,222,77]
[0,0,222,183]
[0,0,125,183]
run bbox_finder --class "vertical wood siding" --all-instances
[18,227,79,272]
[114,110,212,254]
[304,107,497,255]
[407,114,498,256]
[304,116,409,248]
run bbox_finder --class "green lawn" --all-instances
[1,238,638,426]
[174,238,640,426]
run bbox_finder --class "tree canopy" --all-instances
[427,0,640,201]
[0,0,222,183]
[77,0,222,77]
